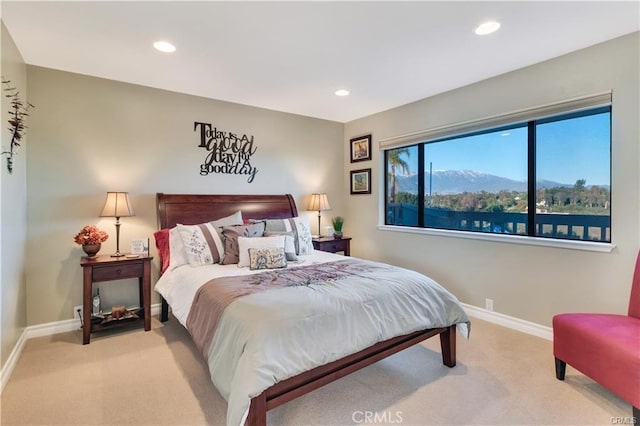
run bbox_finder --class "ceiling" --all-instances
[2,1,638,123]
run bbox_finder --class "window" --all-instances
[384,106,611,243]
[385,145,419,226]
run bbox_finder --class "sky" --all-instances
[399,111,611,186]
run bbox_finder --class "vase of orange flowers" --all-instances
[74,225,109,258]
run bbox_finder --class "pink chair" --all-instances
[553,252,640,420]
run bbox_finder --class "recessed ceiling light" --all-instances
[153,41,176,53]
[474,21,501,36]
[335,89,350,97]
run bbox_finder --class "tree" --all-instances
[396,192,418,204]
[387,148,411,203]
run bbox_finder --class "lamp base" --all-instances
[111,219,125,257]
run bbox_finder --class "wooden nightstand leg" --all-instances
[82,267,92,344]
[142,260,151,331]
[138,277,143,311]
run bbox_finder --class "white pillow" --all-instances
[262,216,314,256]
[237,236,285,267]
[264,231,298,261]
[168,227,189,271]
[168,210,243,270]
[210,210,243,230]
[292,215,314,255]
[177,222,225,266]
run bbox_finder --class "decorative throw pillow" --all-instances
[248,247,287,270]
[168,227,190,270]
[210,210,243,232]
[162,211,243,271]
[153,228,171,273]
[220,222,266,265]
[263,216,314,255]
[176,222,225,267]
[263,231,298,261]
[292,216,314,255]
[237,235,286,267]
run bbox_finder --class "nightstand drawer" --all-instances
[312,237,351,256]
[92,262,143,281]
[326,240,348,252]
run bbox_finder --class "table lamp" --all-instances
[307,193,331,238]
[100,192,135,257]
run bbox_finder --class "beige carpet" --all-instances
[1,316,631,425]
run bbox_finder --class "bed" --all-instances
[154,193,470,426]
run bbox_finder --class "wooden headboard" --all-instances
[156,193,298,229]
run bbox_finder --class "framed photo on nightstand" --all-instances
[130,238,149,255]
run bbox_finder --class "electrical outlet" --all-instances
[73,305,83,319]
[485,298,494,312]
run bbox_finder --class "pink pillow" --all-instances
[154,228,170,274]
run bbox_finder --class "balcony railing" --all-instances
[387,204,610,242]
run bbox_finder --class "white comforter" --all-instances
[155,251,470,426]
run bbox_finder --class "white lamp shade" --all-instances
[307,193,331,211]
[99,192,135,218]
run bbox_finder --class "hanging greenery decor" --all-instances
[2,77,34,173]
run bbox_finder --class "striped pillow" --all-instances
[176,222,225,267]
[263,216,314,255]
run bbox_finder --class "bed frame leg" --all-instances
[247,394,267,426]
[440,325,457,367]
[161,297,169,322]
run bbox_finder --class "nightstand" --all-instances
[80,255,153,344]
[312,237,351,256]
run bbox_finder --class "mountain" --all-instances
[394,170,569,195]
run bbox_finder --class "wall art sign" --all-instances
[194,122,258,183]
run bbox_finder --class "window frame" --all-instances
[380,98,614,253]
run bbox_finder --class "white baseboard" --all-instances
[1,303,162,393]
[3,303,549,393]
[0,328,27,393]
[462,303,553,341]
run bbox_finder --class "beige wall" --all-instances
[10,28,640,334]
[344,32,640,326]
[25,67,344,325]
[1,21,28,367]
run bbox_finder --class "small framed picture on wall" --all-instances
[350,168,372,195]
[350,134,372,163]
